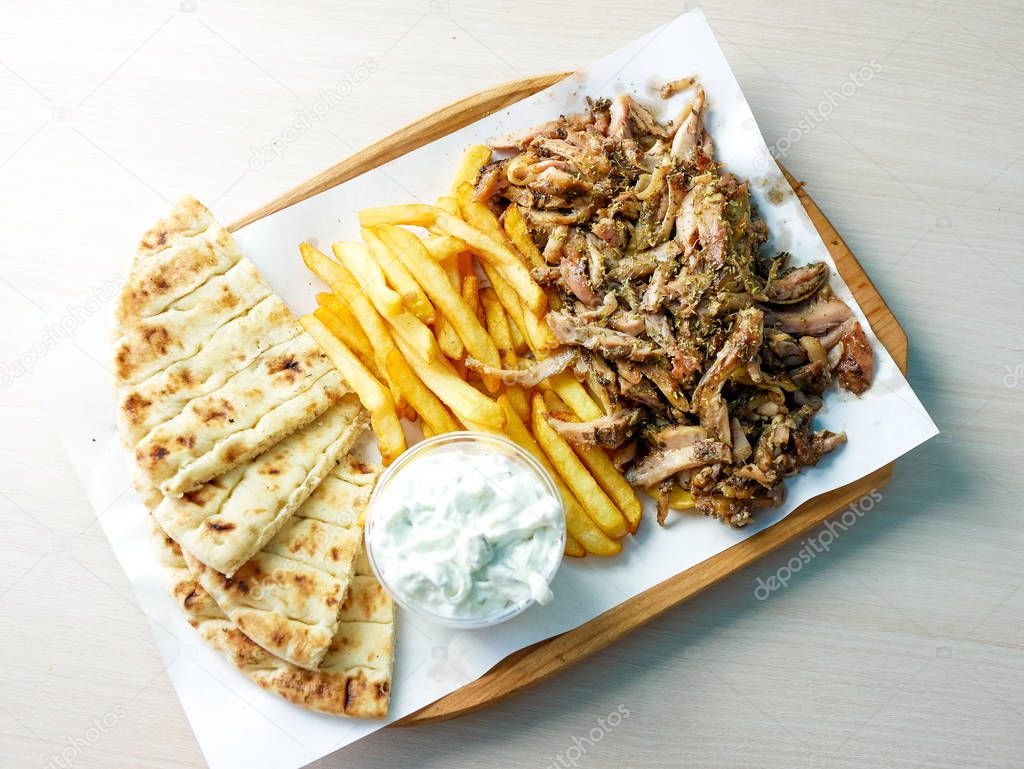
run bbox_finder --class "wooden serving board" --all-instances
[230,73,908,726]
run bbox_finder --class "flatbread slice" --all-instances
[150,492,395,718]
[182,457,380,670]
[116,196,348,497]
[151,396,367,576]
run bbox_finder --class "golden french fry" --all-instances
[422,234,465,263]
[564,534,585,558]
[480,288,513,354]
[449,144,492,197]
[393,334,505,429]
[436,248,468,359]
[314,305,381,379]
[543,391,643,533]
[358,204,546,314]
[358,204,435,228]
[332,241,439,362]
[508,308,528,353]
[480,262,558,354]
[502,203,545,269]
[462,273,481,323]
[437,318,465,360]
[331,241,403,317]
[374,226,500,373]
[314,295,378,372]
[436,196,460,217]
[300,242,408,411]
[531,394,628,539]
[383,347,460,435]
[300,315,405,465]
[498,396,620,556]
[546,371,605,420]
[362,229,435,325]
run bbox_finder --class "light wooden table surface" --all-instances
[1,1,1021,767]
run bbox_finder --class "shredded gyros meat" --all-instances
[478,81,875,527]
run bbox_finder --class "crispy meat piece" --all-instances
[546,408,644,449]
[692,308,764,443]
[546,312,660,360]
[464,349,577,388]
[626,439,732,487]
[835,321,874,394]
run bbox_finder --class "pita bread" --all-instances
[182,457,380,670]
[150,493,395,718]
[151,396,367,576]
[116,196,348,497]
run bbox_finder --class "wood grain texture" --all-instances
[229,73,909,726]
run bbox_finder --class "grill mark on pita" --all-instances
[140,233,241,320]
[121,305,303,445]
[130,331,330,450]
[132,344,341,491]
[152,367,343,495]
[136,198,213,263]
[115,261,273,386]
[123,227,242,325]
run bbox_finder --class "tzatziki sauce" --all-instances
[366,438,564,625]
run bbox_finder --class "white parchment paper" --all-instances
[15,10,937,769]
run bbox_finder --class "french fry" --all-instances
[374,226,500,375]
[564,534,585,558]
[498,396,619,556]
[480,288,513,355]
[480,262,558,354]
[314,297,379,376]
[454,185,560,352]
[436,248,469,359]
[300,315,405,465]
[358,204,546,314]
[435,196,460,217]
[531,394,629,539]
[543,391,643,533]
[393,334,505,429]
[436,316,465,360]
[422,234,465,263]
[300,243,408,412]
[547,371,605,420]
[481,286,530,413]
[508,307,528,354]
[362,229,435,325]
[332,241,439,363]
[462,273,480,320]
[331,241,403,317]
[449,144,492,197]
[314,305,380,377]
[502,203,545,269]
[383,347,460,435]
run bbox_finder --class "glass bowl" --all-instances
[364,431,566,629]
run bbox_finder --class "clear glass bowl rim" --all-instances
[364,431,567,630]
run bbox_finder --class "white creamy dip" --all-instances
[366,442,564,624]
